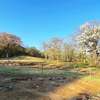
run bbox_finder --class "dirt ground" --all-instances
[0,74,100,100]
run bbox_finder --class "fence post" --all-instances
[27,66,29,75]
[20,66,21,74]
[42,66,44,74]
[54,67,55,75]
[12,66,14,74]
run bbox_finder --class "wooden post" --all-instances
[12,66,14,74]
[28,66,30,75]
[42,66,44,74]
[54,67,55,75]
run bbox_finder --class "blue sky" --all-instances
[0,0,100,49]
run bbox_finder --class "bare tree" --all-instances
[49,37,63,61]
[41,37,63,62]
[41,40,49,61]
[62,42,75,62]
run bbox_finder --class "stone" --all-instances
[11,80,17,82]
[5,78,12,81]
[79,93,89,98]
[4,78,12,83]
[0,84,4,91]
[5,85,13,91]
[51,82,60,87]
[32,85,39,89]
[52,77,56,81]
[68,97,82,100]
[27,76,32,80]
[38,77,45,81]
[59,80,64,83]
[11,78,18,82]
[82,97,89,100]
[48,77,53,81]
[57,77,62,80]
[79,93,90,100]
[0,84,4,87]
[20,77,28,81]
[32,78,37,81]
[0,87,4,91]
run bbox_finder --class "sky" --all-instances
[0,0,100,49]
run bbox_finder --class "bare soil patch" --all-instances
[0,74,100,100]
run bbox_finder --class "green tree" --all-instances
[0,32,22,58]
[25,46,41,57]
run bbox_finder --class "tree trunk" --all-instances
[90,41,98,65]
[57,55,60,62]
[91,50,98,65]
[6,44,10,58]
[64,56,67,62]
[84,59,86,63]
[45,54,47,61]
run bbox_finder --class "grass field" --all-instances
[0,56,100,100]
[0,56,45,62]
[0,66,65,75]
[1,65,99,80]
[0,56,100,76]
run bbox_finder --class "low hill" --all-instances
[0,56,45,62]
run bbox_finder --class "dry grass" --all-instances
[0,56,44,62]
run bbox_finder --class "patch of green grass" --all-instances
[66,71,87,77]
[0,66,66,75]
[68,62,88,67]
[89,65,100,70]
[3,89,7,92]
[91,75,100,80]
[16,97,20,100]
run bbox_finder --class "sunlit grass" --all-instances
[0,56,44,62]
[0,56,100,76]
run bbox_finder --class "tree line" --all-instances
[41,37,77,62]
[0,32,41,58]
[41,20,100,66]
[1,20,100,66]
[0,32,84,62]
